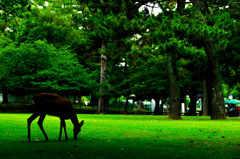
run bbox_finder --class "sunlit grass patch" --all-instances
[0,114,239,159]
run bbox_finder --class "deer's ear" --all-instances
[80,120,84,127]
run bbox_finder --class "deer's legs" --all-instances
[27,113,40,141]
[38,114,49,141]
[59,119,68,140]
[63,120,68,140]
[59,119,62,141]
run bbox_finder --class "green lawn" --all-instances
[0,114,240,159]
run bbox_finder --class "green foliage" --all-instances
[130,54,168,97]
[0,0,31,20]
[17,6,76,47]
[222,83,240,99]
[218,15,240,86]
[0,33,12,48]
[0,0,239,117]
[0,40,96,95]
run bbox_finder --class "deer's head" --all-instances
[74,120,84,140]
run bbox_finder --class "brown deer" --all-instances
[28,93,84,141]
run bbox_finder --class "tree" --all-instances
[178,0,239,119]
[98,43,107,114]
[0,33,13,103]
[16,4,78,48]
[178,58,205,116]
[74,1,114,113]
[0,40,95,96]
[189,1,233,119]
[76,0,147,113]
[144,5,183,119]
[0,0,33,102]
[130,53,168,115]
[222,84,240,99]
[218,4,240,93]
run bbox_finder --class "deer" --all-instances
[28,93,84,141]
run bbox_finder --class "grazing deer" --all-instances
[28,93,84,141]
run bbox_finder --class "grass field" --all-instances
[0,114,240,159]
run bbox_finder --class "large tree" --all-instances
[0,40,95,96]
[189,1,232,119]
[172,0,238,119]
[76,0,148,113]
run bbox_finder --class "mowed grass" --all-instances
[0,114,240,159]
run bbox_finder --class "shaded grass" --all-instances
[0,114,240,159]
[74,105,152,113]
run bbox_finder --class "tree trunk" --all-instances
[154,98,160,115]
[177,0,185,14]
[89,94,98,106]
[73,96,77,104]
[203,41,226,120]
[166,0,185,119]
[167,53,181,120]
[2,86,8,103]
[184,95,187,115]
[160,98,166,115]
[188,87,197,116]
[124,93,129,114]
[77,95,82,105]
[203,79,210,116]
[97,42,107,114]
[123,54,130,114]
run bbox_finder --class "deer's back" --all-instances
[33,93,75,118]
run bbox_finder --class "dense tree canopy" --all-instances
[0,40,96,96]
[0,0,239,119]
